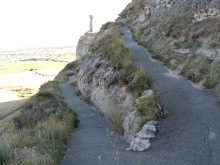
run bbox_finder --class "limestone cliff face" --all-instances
[77,53,138,142]
[76,50,158,150]
[146,0,220,21]
[76,32,96,59]
[121,0,220,22]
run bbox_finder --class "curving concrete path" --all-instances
[120,25,220,165]
[60,26,220,165]
[60,76,143,165]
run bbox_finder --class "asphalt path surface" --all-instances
[60,25,220,165]
[121,25,220,165]
[60,76,145,165]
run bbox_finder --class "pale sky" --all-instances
[0,0,131,50]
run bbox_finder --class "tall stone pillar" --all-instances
[89,15,93,32]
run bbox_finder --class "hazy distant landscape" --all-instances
[0,46,75,103]
[0,46,75,129]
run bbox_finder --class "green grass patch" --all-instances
[135,93,160,127]
[128,67,149,98]
[37,91,54,99]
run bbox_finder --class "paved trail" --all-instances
[60,25,220,165]
[121,25,220,165]
[60,76,143,165]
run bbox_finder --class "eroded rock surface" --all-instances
[77,53,158,151]
[126,121,157,151]
[76,32,96,59]
[123,0,220,23]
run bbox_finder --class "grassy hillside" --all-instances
[122,0,220,96]
[0,61,79,165]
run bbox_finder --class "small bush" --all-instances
[118,57,136,85]
[128,68,149,97]
[135,93,160,126]
[37,91,54,99]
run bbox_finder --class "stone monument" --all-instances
[89,15,93,32]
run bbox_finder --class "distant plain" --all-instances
[0,46,75,128]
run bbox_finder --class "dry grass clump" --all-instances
[106,102,124,135]
[0,110,77,164]
[127,67,150,98]
[90,25,131,71]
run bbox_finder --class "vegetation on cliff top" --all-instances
[89,20,160,133]
[90,21,150,98]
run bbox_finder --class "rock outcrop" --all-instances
[122,0,220,22]
[126,121,157,151]
[76,52,158,150]
[76,32,96,59]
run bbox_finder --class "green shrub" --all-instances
[128,68,149,97]
[118,57,136,85]
[135,93,160,126]
[37,91,54,99]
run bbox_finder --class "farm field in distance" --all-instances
[0,46,75,129]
